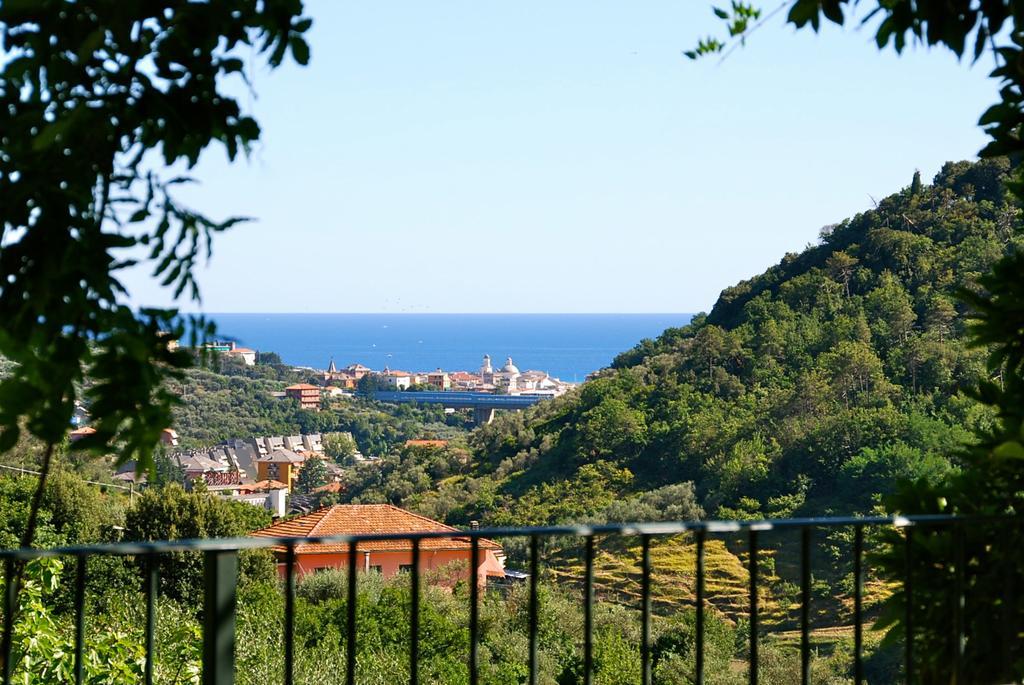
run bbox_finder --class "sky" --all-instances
[123,1,999,314]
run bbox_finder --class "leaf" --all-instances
[993,440,1024,459]
[290,35,310,66]
[713,7,729,19]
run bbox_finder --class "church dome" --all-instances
[502,357,519,374]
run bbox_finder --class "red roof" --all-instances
[229,347,256,354]
[250,504,500,553]
[285,384,320,391]
[69,426,96,441]
[245,479,290,491]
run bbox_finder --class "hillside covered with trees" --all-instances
[385,159,1018,527]
[169,358,469,454]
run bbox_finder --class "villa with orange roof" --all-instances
[226,347,257,366]
[250,504,505,587]
[284,383,321,410]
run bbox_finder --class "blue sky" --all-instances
[124,1,998,314]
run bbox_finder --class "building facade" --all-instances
[251,504,505,587]
[285,384,321,410]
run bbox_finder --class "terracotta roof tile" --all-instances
[246,479,290,491]
[251,504,500,554]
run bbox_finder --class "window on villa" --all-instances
[398,564,413,573]
[368,565,383,574]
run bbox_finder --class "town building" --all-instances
[449,371,483,390]
[322,360,371,385]
[250,504,506,586]
[285,383,321,410]
[475,354,571,396]
[426,369,451,390]
[231,480,289,518]
[160,428,179,447]
[226,347,257,366]
[203,341,236,353]
[255,448,307,490]
[247,433,326,459]
[380,369,413,390]
[69,426,96,442]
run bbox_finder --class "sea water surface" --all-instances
[208,314,693,382]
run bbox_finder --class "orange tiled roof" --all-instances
[250,504,500,553]
[69,426,96,437]
[246,479,290,491]
[285,383,320,391]
[314,481,345,494]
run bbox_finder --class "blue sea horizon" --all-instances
[205,313,694,383]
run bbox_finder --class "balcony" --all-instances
[0,515,1010,684]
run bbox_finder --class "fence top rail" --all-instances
[0,513,1005,561]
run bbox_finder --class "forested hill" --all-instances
[421,159,1021,526]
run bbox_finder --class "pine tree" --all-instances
[911,169,922,195]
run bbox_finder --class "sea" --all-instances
[207,314,693,383]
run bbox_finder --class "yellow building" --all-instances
[255,449,306,491]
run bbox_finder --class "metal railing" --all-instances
[0,514,1006,685]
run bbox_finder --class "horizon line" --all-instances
[188,311,700,316]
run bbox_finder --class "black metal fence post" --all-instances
[528,534,539,685]
[800,526,811,685]
[145,554,157,685]
[202,551,238,685]
[2,559,15,685]
[905,526,915,685]
[73,555,86,685]
[749,530,759,685]
[953,522,964,684]
[584,534,595,685]
[469,537,480,685]
[284,545,296,685]
[695,529,706,685]
[410,538,420,685]
[640,534,652,685]
[346,540,358,685]
[854,524,864,685]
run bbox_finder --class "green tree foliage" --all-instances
[169,364,463,453]
[297,457,329,494]
[0,471,124,549]
[686,1,1024,679]
[323,432,358,463]
[0,1,311,495]
[1,559,145,684]
[124,484,274,603]
[342,443,471,507]
[442,162,1004,528]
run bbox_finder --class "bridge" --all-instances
[362,391,550,424]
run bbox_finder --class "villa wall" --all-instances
[277,548,504,587]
